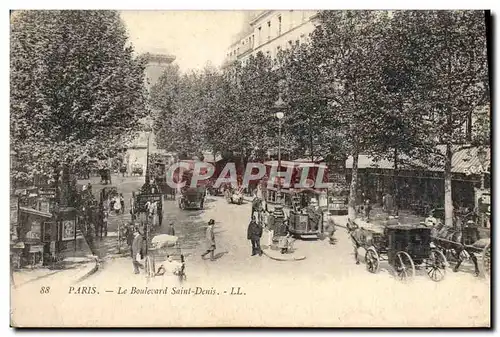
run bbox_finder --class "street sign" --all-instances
[38,188,56,198]
[135,193,163,212]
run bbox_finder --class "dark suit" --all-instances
[247,220,263,256]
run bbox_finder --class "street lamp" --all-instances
[274,95,287,204]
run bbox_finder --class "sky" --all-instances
[120,11,246,72]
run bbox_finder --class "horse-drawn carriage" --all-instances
[426,208,491,277]
[431,221,490,277]
[225,187,244,205]
[178,187,205,210]
[131,163,143,176]
[349,219,448,282]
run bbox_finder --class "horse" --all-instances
[432,221,481,276]
[346,219,365,265]
[347,219,386,265]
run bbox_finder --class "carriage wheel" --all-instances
[482,243,491,277]
[425,250,447,282]
[144,256,155,279]
[393,251,415,281]
[365,247,380,273]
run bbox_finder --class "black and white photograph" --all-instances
[9,9,491,327]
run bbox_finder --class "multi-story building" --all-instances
[126,50,176,173]
[222,10,319,69]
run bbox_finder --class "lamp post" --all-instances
[274,95,287,204]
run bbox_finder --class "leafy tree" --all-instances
[310,10,390,218]
[150,63,181,151]
[11,10,147,189]
[226,52,280,164]
[392,10,489,226]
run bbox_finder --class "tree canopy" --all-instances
[11,10,148,184]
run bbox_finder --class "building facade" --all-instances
[222,10,319,69]
[125,51,176,173]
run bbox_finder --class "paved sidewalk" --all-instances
[262,247,306,261]
[12,255,98,288]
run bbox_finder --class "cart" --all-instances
[179,187,205,210]
[144,234,186,282]
[350,220,448,282]
[225,187,244,205]
[131,163,143,176]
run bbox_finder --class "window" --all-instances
[258,26,262,45]
[267,21,271,41]
[278,15,282,36]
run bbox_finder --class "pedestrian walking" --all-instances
[247,215,263,256]
[383,192,394,215]
[113,195,122,215]
[264,210,274,247]
[131,227,144,274]
[166,223,176,236]
[158,202,163,227]
[201,219,216,261]
[102,211,109,237]
[364,199,372,220]
[120,193,125,214]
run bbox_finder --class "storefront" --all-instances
[12,187,78,268]
[17,207,52,268]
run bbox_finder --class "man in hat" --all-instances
[201,219,216,261]
[247,214,263,256]
[131,226,144,274]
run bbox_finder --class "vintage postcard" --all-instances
[10,10,491,327]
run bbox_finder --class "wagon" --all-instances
[131,163,143,176]
[225,187,244,205]
[350,220,447,282]
[179,187,205,210]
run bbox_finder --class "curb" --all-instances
[261,249,306,262]
[74,256,100,284]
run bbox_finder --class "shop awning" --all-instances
[19,207,52,218]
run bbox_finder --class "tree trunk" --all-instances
[444,143,454,227]
[348,149,359,220]
[309,117,314,162]
[393,147,399,215]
